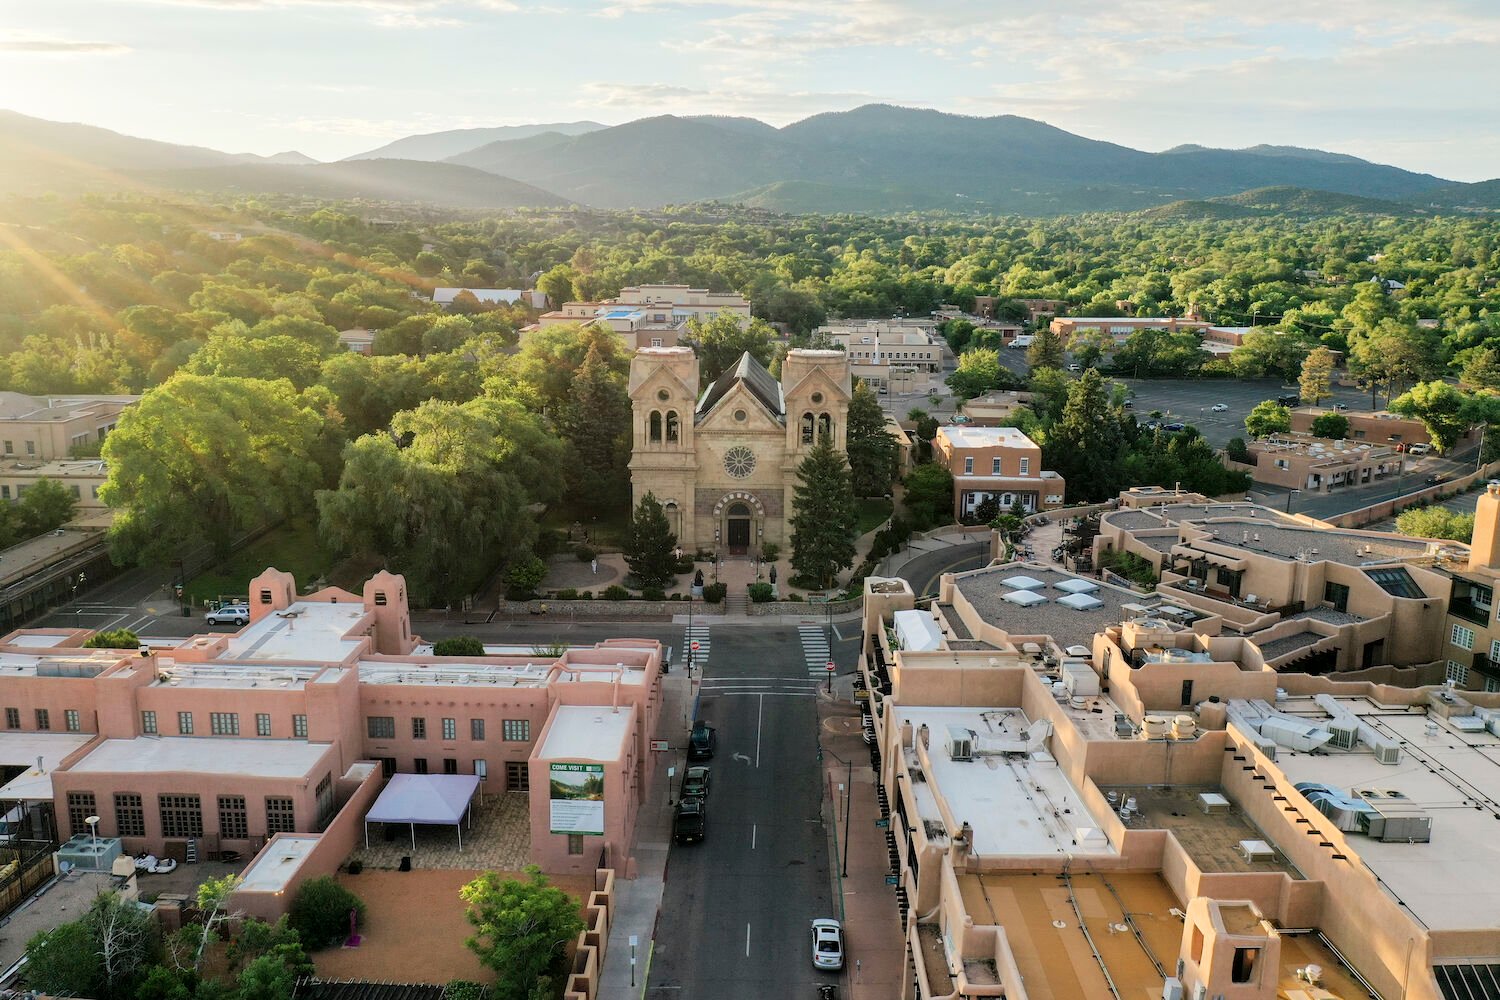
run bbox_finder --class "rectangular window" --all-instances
[159,794,203,839]
[293,714,308,738]
[442,718,456,741]
[315,773,334,826]
[1491,639,1500,663]
[963,456,973,474]
[1447,660,1470,686]
[34,709,49,731]
[256,713,272,737]
[567,834,584,855]
[1019,457,1030,475]
[1,441,9,454]
[443,758,458,775]
[218,796,248,839]
[502,719,530,742]
[114,793,144,838]
[367,716,395,739]
[64,709,80,732]
[1487,677,1500,694]
[412,717,427,740]
[210,712,239,736]
[470,719,486,740]
[66,792,96,837]
[259,589,272,604]
[414,757,429,774]
[4,708,19,730]
[1451,624,1476,651]
[141,710,157,734]
[1324,581,1351,613]
[265,797,295,834]
[177,711,193,735]
[25,441,34,456]
[505,761,529,791]
[0,486,7,500]
[991,457,1002,475]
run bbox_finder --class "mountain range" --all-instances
[1,105,1496,216]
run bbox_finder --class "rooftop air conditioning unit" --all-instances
[1327,720,1359,750]
[946,726,973,762]
[1373,742,1402,766]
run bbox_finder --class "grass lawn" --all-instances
[541,503,632,551]
[185,518,340,605]
[855,497,894,535]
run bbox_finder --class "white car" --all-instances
[1210,403,1229,412]
[811,918,844,971]
[1407,443,1431,456]
[205,605,250,626]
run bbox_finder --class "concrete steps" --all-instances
[723,591,749,616]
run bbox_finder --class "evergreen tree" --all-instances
[1025,328,1065,371]
[1044,369,1125,501]
[845,382,898,497]
[789,438,857,589]
[624,492,678,588]
[1299,345,1337,404]
[557,343,631,510]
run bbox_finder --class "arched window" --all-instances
[665,411,680,443]
[801,412,816,445]
[648,411,662,443]
[818,412,833,441]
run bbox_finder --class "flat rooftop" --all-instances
[221,602,370,663]
[1115,786,1298,876]
[1272,695,1500,931]
[69,737,331,778]
[153,662,325,689]
[939,425,1036,449]
[358,659,553,687]
[538,705,633,761]
[0,650,115,678]
[894,706,1112,858]
[0,732,95,800]
[3,633,70,649]
[1183,518,1434,566]
[238,835,319,893]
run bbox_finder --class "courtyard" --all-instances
[348,790,532,872]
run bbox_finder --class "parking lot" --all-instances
[1115,377,1376,448]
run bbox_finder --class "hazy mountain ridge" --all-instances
[345,122,605,162]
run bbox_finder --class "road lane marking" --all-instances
[755,694,763,768]
[745,923,751,957]
[752,824,756,850]
[731,752,751,764]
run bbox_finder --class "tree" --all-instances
[461,867,584,1000]
[289,876,366,951]
[25,920,103,999]
[535,265,578,309]
[1025,328,1065,371]
[624,492,677,588]
[100,375,332,564]
[184,875,239,972]
[434,637,485,656]
[1230,330,1308,381]
[237,955,296,1000]
[681,315,776,386]
[1396,506,1475,542]
[1349,319,1439,406]
[1389,381,1500,453]
[1309,413,1350,439]
[1067,328,1112,370]
[89,892,154,999]
[85,628,140,649]
[1460,348,1500,392]
[946,348,1003,398]
[556,343,631,510]
[901,463,955,531]
[1299,346,1337,405]
[185,329,326,389]
[1044,369,1126,501]
[491,323,628,416]
[1244,400,1292,438]
[845,382,898,497]
[16,477,77,535]
[789,438,858,589]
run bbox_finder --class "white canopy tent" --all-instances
[363,773,482,851]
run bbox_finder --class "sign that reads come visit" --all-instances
[549,762,605,835]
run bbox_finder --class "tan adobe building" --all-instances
[534,284,751,352]
[1050,315,1213,342]
[0,458,110,509]
[933,425,1065,518]
[1291,406,1480,452]
[627,347,850,554]
[818,321,944,395]
[958,390,1033,426]
[1240,434,1403,493]
[1438,481,1500,692]
[860,568,1500,1000]
[0,393,135,462]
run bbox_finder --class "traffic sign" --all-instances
[885,874,900,886]
[690,641,701,651]
[875,818,889,828]
[826,661,835,672]
[650,739,669,752]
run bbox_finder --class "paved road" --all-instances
[896,541,991,598]
[647,623,854,1000]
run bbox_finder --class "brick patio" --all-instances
[348,790,530,871]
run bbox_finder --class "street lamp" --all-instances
[85,814,99,848]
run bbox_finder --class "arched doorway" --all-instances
[726,502,752,554]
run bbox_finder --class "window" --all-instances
[442,718,456,741]
[141,710,157,734]
[177,711,193,735]
[315,773,334,826]
[210,712,239,736]
[1,441,9,454]
[1019,457,1030,475]
[665,411,680,443]
[470,719,485,740]
[444,758,458,774]
[1491,639,1500,663]
[991,457,1002,475]
[367,716,395,739]
[962,456,973,474]
[0,486,7,500]
[67,792,96,837]
[34,709,49,731]
[293,714,308,738]
[24,441,34,456]
[374,591,387,606]
[412,717,427,740]
[414,758,429,774]
[505,761,529,791]
[265,797,295,834]
[1324,581,1350,613]
[567,834,584,855]
[1451,624,1476,651]
[1487,677,1500,694]
[256,713,272,737]
[648,411,662,443]
[502,719,530,742]
[800,412,815,445]
[1447,659,1470,685]
[64,709,80,732]
[1232,947,1261,984]
[218,796,248,839]
[159,794,204,838]
[69,485,80,499]
[4,708,18,729]
[114,793,144,838]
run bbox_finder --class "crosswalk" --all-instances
[682,623,711,671]
[699,677,821,697]
[799,624,834,678]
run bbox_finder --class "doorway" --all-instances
[727,502,751,554]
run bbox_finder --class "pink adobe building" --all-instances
[933,424,1066,518]
[0,567,663,904]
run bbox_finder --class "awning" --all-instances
[893,609,943,652]
[364,773,482,852]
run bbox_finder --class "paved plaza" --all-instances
[349,790,531,872]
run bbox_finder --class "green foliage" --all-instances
[1244,400,1292,438]
[1097,548,1159,588]
[1224,437,1252,463]
[946,348,1017,398]
[681,314,776,385]
[748,582,774,603]
[1300,346,1337,404]
[701,582,727,604]
[434,636,485,656]
[505,555,547,601]
[789,438,858,589]
[902,463,955,531]
[1025,328,1065,371]
[845,382,898,497]
[25,920,104,999]
[444,982,487,1000]
[85,628,140,649]
[1229,329,1308,381]
[289,877,365,951]
[555,343,631,511]
[1389,381,1500,452]
[602,584,630,601]
[1395,506,1475,542]
[16,477,77,535]
[1109,327,1204,377]
[760,541,780,562]
[574,544,596,562]
[1310,413,1350,439]
[461,866,584,1000]
[623,492,678,588]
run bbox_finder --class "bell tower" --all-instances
[628,347,700,548]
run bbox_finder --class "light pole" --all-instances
[825,750,854,879]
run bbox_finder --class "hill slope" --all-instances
[346,122,605,162]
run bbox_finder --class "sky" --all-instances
[3,0,1500,180]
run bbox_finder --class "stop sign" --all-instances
[826,661,835,672]
[690,641,701,651]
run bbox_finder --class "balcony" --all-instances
[1472,652,1500,680]
[1450,598,1493,627]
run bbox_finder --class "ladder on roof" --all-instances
[185,838,198,864]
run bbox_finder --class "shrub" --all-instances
[760,542,780,563]
[505,555,546,601]
[748,582,774,603]
[602,584,630,601]
[534,530,561,560]
[573,544,596,563]
[702,582,727,604]
[444,982,486,1000]
[554,588,578,601]
[84,628,139,649]
[433,637,484,656]
[786,593,804,602]
[581,590,593,600]
[290,876,366,950]
[1224,437,1252,464]
[641,586,666,601]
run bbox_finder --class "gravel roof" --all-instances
[1255,631,1324,660]
[1182,519,1430,566]
[1286,607,1367,626]
[954,562,1169,650]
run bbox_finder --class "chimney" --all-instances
[1469,482,1500,571]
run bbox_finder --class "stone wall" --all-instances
[747,596,862,617]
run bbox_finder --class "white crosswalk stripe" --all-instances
[683,624,711,670]
[699,677,821,697]
[799,624,834,678]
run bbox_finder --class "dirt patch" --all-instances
[311,868,595,985]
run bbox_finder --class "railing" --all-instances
[1472,652,1500,680]
[1450,598,1492,627]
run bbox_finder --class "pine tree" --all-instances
[557,343,631,510]
[845,382,898,497]
[1025,328,1066,371]
[624,492,678,588]
[1299,345,1336,405]
[789,438,858,589]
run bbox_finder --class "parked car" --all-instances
[673,797,706,844]
[1121,399,1134,408]
[681,765,711,800]
[1209,403,1229,412]
[205,605,250,626]
[1426,474,1446,486]
[1162,422,1186,432]
[1067,363,1081,372]
[1277,393,1301,407]
[1331,402,1349,411]
[688,721,717,760]
[811,918,844,971]
[1408,443,1432,456]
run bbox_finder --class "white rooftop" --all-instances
[237,835,318,893]
[221,602,369,663]
[0,732,95,800]
[357,659,554,687]
[894,610,944,653]
[153,663,324,689]
[940,425,1038,450]
[4,634,69,649]
[0,651,114,678]
[539,705,633,762]
[70,737,331,778]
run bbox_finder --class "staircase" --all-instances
[723,590,749,616]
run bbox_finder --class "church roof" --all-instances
[696,351,784,422]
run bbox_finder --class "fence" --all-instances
[0,844,58,919]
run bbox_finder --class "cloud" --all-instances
[135,0,514,8]
[0,35,131,54]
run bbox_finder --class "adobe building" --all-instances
[932,425,1065,518]
[1291,406,1481,453]
[817,320,944,395]
[627,346,851,553]
[0,392,135,462]
[534,283,751,352]
[1238,433,1403,493]
[1437,481,1500,692]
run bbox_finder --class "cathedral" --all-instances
[627,347,852,554]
